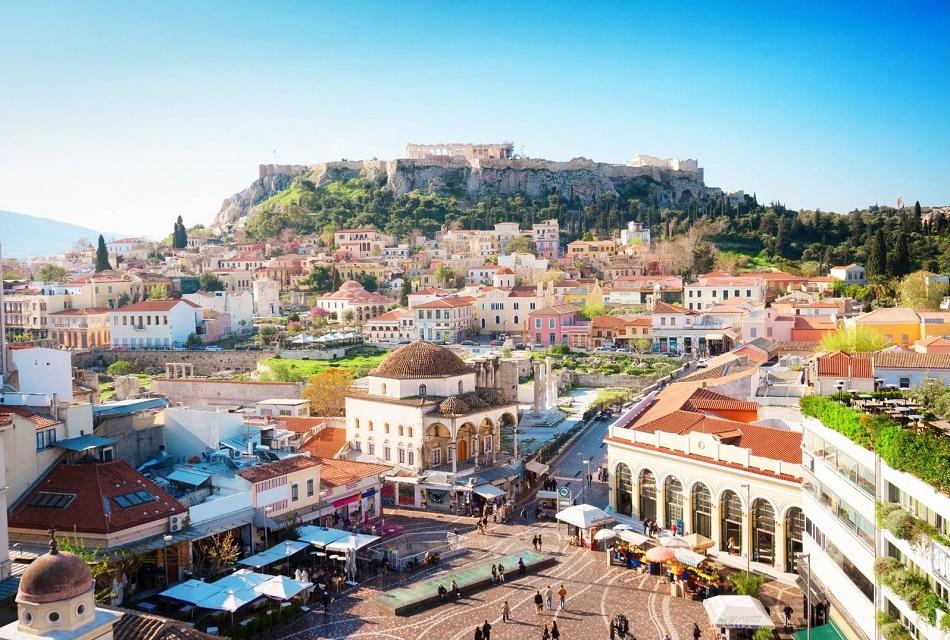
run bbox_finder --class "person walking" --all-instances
[783,605,793,630]
[521,508,527,525]
[544,585,553,610]
[497,562,505,583]
[501,600,511,622]
[321,590,331,616]
[474,627,483,640]
[491,564,498,584]
[557,584,567,610]
[452,579,461,601]
[532,534,538,551]
[534,590,544,614]
[541,623,550,640]
[550,620,560,640]
[482,619,492,640]
[518,557,526,575]
[692,622,702,640]
[537,534,543,552]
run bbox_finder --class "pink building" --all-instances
[528,303,590,349]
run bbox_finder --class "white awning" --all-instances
[673,548,708,567]
[618,530,650,546]
[537,490,559,500]
[524,460,550,475]
[473,484,505,499]
[296,525,349,548]
[704,595,774,629]
[254,575,313,601]
[705,333,725,341]
[555,504,614,529]
[324,533,381,553]
[212,569,270,592]
[197,588,261,612]
[238,540,309,568]
[160,579,222,605]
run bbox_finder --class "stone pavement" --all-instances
[266,510,803,640]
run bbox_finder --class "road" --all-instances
[538,412,617,509]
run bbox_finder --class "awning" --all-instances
[212,569,270,592]
[473,484,505,499]
[237,540,309,568]
[254,575,313,601]
[555,504,614,529]
[673,548,708,567]
[55,435,116,452]
[537,490,559,500]
[160,579,222,605]
[167,468,212,487]
[524,460,550,475]
[705,333,725,341]
[324,533,380,553]
[792,622,845,640]
[361,488,376,498]
[703,595,774,629]
[197,587,261,612]
[618,530,650,546]
[332,493,360,508]
[296,525,349,548]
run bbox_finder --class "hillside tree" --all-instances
[865,230,887,278]
[94,235,112,272]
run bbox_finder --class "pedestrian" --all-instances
[474,626,483,640]
[452,579,461,601]
[532,535,537,551]
[541,623,550,640]
[537,534,543,552]
[521,507,527,525]
[482,619,492,640]
[497,562,505,583]
[518,557,526,575]
[534,590,544,614]
[544,584,553,610]
[437,584,447,601]
[783,605,793,630]
[491,563,498,584]
[692,622,702,640]
[551,620,560,640]
[321,590,331,616]
[557,583,567,609]
[502,600,511,622]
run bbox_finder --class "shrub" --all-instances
[799,396,873,447]
[941,612,950,632]
[106,360,134,376]
[884,509,917,541]
[731,571,767,597]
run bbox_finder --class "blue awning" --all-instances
[55,435,116,452]
[167,468,212,487]
[93,397,166,418]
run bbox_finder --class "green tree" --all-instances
[900,270,949,310]
[819,325,886,353]
[354,271,378,292]
[37,264,68,282]
[94,235,112,272]
[184,332,203,349]
[689,243,716,276]
[305,265,334,293]
[106,360,135,376]
[116,292,131,307]
[865,230,887,278]
[890,231,910,276]
[399,284,409,307]
[434,264,455,287]
[199,272,225,292]
[147,284,169,300]
[503,235,534,255]
[172,215,188,249]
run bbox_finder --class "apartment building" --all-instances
[532,219,560,259]
[333,228,393,260]
[109,299,202,349]
[684,273,766,309]
[47,307,111,349]
[414,295,476,343]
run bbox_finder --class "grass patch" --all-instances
[259,352,386,382]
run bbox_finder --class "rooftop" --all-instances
[298,426,347,458]
[113,299,200,312]
[371,341,473,379]
[236,456,320,483]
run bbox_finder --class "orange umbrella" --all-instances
[645,547,675,563]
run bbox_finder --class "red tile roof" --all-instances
[415,296,473,309]
[529,303,581,316]
[816,352,873,378]
[872,350,950,369]
[276,416,326,434]
[317,458,391,489]
[683,388,759,414]
[591,315,626,329]
[653,301,693,314]
[237,456,321,483]
[298,427,347,458]
[113,299,200,312]
[0,406,60,429]
[49,307,112,316]
[8,461,185,535]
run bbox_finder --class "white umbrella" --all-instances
[197,588,260,613]
[613,523,633,531]
[254,575,313,601]
[659,535,691,548]
[594,529,618,542]
[555,504,614,529]
[704,595,774,629]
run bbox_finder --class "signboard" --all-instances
[558,485,572,510]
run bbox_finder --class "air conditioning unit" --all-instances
[169,513,187,533]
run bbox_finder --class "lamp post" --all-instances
[740,482,751,575]
[796,552,811,640]
[162,534,173,586]
[264,506,273,550]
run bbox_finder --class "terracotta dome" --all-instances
[477,387,505,405]
[372,341,472,379]
[495,267,514,275]
[438,397,471,415]
[18,547,94,604]
[460,392,488,409]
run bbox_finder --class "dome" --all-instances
[18,545,93,605]
[495,267,514,275]
[438,397,470,415]
[460,392,488,409]
[371,341,473,379]
[477,387,505,405]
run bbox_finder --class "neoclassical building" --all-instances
[344,341,518,507]
[606,383,804,575]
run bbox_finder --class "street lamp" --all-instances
[162,534,173,586]
[796,552,811,640]
[264,506,274,550]
[740,483,751,576]
[579,455,592,485]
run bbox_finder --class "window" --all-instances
[36,428,57,451]
[418,384,427,396]
[398,448,406,464]
[899,377,910,389]
[113,490,156,508]
[307,479,314,497]
[513,315,519,325]
[384,446,391,461]
[549,318,555,329]
[408,450,414,465]
[291,484,299,501]
[407,427,413,437]
[368,442,375,455]
[384,423,390,434]
[661,317,666,326]
[26,492,74,509]
[901,334,909,345]
[483,436,493,453]
[381,383,387,395]
[535,319,541,328]
[368,421,373,431]
[749,328,757,338]
[432,448,441,465]
[354,418,360,429]
[746,290,752,298]
[766,327,773,337]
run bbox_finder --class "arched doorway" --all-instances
[720,490,743,554]
[615,463,633,516]
[691,483,712,538]
[638,470,657,522]
[664,477,684,532]
[753,499,776,565]
[785,507,804,572]
[457,439,467,461]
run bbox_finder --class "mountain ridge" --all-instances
[0,210,121,260]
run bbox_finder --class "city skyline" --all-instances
[1,0,948,237]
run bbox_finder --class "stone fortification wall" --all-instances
[151,377,304,406]
[74,349,264,376]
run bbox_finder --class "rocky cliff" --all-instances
[212,156,712,230]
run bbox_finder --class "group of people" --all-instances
[532,584,568,612]
[640,518,671,538]
[531,534,544,552]
[437,579,463,602]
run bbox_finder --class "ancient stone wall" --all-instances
[151,377,304,406]
[73,349,264,376]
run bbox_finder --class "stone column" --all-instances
[682,493,693,535]
[775,518,787,572]
[632,477,641,521]
[532,360,543,413]
[711,503,722,551]
[451,440,457,474]
[492,424,498,464]
[473,436,479,468]
[656,489,666,531]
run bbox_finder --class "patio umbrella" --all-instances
[645,547,676,563]
[594,529,618,542]
[659,535,690,548]
[682,533,715,551]
[254,575,313,601]
[703,595,774,628]
[613,524,633,531]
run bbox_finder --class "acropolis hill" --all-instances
[212,144,716,229]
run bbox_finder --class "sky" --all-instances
[1,1,948,238]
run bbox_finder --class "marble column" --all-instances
[532,360,543,413]
[451,439,457,474]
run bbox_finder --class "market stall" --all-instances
[536,490,559,520]
[555,504,615,548]
[704,595,774,639]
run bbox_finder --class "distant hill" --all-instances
[0,210,121,260]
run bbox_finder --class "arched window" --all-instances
[419,384,427,396]
[785,507,805,572]
[354,418,360,429]
[615,463,633,516]
[384,423,390,434]
[691,483,713,538]
[514,315,519,325]
[381,383,387,395]
[753,499,776,565]
[721,490,744,554]
[664,477,684,531]
[368,420,373,432]
[638,470,657,521]
[458,380,463,394]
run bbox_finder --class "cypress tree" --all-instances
[914,200,922,231]
[95,235,112,272]
[865,230,887,278]
[891,231,910,276]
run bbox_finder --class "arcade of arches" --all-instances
[610,462,803,573]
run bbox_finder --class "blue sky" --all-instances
[1,1,947,237]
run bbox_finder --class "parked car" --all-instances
[205,345,223,351]
[460,340,476,346]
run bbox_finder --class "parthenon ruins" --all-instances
[405,142,514,161]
